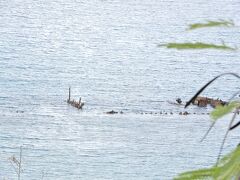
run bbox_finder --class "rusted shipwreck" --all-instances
[192,96,227,108]
[171,97,227,108]
[67,87,84,109]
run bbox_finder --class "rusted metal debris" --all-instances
[179,111,189,115]
[67,87,84,109]
[192,96,227,108]
[170,97,227,108]
[106,110,123,114]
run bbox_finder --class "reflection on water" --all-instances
[0,0,239,179]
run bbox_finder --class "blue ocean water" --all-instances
[0,0,239,179]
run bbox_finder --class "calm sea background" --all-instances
[0,0,239,179]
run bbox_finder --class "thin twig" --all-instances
[228,89,240,102]
[18,146,22,180]
[200,121,216,142]
[216,108,238,165]
[9,160,18,175]
[229,107,240,130]
[41,170,45,180]
[185,73,240,108]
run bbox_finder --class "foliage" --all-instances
[188,20,234,30]
[158,19,236,51]
[178,73,240,179]
[158,42,235,50]
[9,146,22,180]
[174,145,240,180]
[211,101,240,120]
[185,73,240,108]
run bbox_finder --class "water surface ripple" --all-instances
[0,0,239,179]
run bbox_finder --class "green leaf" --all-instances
[188,20,234,30]
[158,42,235,50]
[174,146,240,180]
[210,101,240,121]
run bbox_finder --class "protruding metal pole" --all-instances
[68,87,71,102]
[78,97,82,109]
[79,97,81,104]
